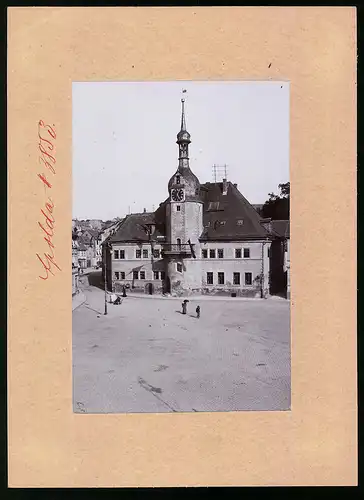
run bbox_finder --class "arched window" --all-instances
[176,175,180,185]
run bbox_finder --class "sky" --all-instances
[72,81,289,220]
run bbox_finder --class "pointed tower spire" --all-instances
[181,98,186,131]
[177,90,191,148]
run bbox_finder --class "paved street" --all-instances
[73,272,291,413]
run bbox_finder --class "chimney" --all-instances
[222,178,228,195]
[233,183,237,188]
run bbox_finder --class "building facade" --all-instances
[103,98,289,298]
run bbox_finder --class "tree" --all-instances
[262,182,290,220]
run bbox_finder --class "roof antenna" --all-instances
[212,164,228,183]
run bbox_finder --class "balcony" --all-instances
[161,243,194,257]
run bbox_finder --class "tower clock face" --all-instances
[171,189,184,202]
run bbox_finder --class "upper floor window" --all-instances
[209,249,216,259]
[160,271,166,280]
[218,249,224,259]
[243,248,250,258]
[120,271,125,279]
[154,271,159,280]
[237,219,244,226]
[235,248,242,258]
[177,262,183,273]
[114,250,119,259]
[143,249,148,258]
[120,250,125,259]
[176,205,181,212]
[153,249,160,258]
[133,271,139,280]
[114,271,120,279]
[136,249,141,259]
[140,271,146,279]
[202,249,208,259]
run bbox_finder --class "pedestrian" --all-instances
[122,286,127,298]
[181,301,186,315]
[196,305,200,319]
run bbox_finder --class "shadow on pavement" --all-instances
[87,271,103,290]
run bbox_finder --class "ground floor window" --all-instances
[153,249,160,258]
[245,272,252,285]
[160,271,166,280]
[233,272,240,285]
[120,271,125,279]
[218,272,225,285]
[115,271,119,279]
[207,272,213,284]
[143,249,148,258]
[176,262,183,273]
[154,271,159,280]
[140,271,146,279]
[133,271,139,280]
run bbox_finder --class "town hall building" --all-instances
[103,99,290,299]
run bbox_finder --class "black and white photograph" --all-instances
[72,81,290,414]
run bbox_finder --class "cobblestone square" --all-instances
[73,278,290,413]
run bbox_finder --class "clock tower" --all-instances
[165,97,203,294]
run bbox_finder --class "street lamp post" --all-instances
[104,243,110,315]
[104,266,108,315]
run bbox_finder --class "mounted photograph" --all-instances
[72,81,290,413]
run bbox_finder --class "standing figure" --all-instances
[122,285,127,298]
[196,305,200,319]
[181,301,187,315]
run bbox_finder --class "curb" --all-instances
[72,292,87,311]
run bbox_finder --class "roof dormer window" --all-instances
[176,175,180,184]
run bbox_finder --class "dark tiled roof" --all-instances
[199,182,269,241]
[107,182,272,244]
[271,220,290,239]
[84,228,100,239]
[108,211,166,243]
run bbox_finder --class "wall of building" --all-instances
[108,239,271,297]
[166,200,203,246]
[110,242,167,294]
[199,240,270,297]
[72,268,79,295]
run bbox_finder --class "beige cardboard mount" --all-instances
[8,7,357,487]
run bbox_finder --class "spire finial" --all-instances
[180,89,187,130]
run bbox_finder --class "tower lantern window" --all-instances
[176,175,180,185]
